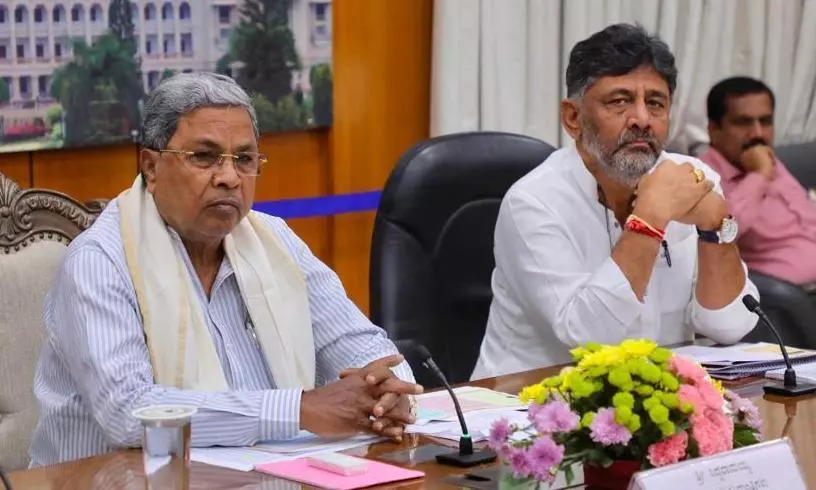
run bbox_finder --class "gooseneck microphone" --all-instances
[414,345,497,467]
[742,294,816,396]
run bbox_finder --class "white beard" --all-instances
[581,121,662,187]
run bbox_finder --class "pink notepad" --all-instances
[255,457,424,489]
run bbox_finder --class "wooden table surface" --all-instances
[9,366,816,489]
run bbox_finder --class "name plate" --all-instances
[628,438,807,490]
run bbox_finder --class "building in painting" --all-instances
[0,0,332,121]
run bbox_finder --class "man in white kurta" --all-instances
[472,24,758,379]
[471,145,759,378]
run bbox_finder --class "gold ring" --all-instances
[693,169,704,183]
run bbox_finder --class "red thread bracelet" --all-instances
[624,214,665,242]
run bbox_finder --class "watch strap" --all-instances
[697,228,720,244]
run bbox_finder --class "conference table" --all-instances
[9,365,816,489]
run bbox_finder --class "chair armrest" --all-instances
[749,270,810,310]
[746,270,816,349]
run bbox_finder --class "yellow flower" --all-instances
[649,347,672,364]
[643,396,661,411]
[543,375,563,388]
[626,414,641,432]
[615,406,633,425]
[681,403,695,414]
[608,366,633,389]
[581,412,596,428]
[625,358,643,376]
[660,372,680,391]
[570,347,590,361]
[519,383,548,404]
[638,363,662,383]
[658,421,676,437]
[620,339,656,357]
[571,378,599,398]
[586,365,609,378]
[558,366,575,391]
[585,342,604,352]
[657,392,679,409]
[648,405,670,424]
[578,346,625,369]
[711,378,726,395]
[635,384,654,396]
[612,392,635,409]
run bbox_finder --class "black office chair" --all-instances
[738,141,816,349]
[370,132,557,386]
[742,271,816,349]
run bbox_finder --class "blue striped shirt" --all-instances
[29,200,413,467]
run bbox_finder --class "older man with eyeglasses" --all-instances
[29,72,421,467]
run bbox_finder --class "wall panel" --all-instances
[255,129,333,265]
[0,152,32,188]
[331,0,434,312]
[31,144,138,203]
[255,129,330,201]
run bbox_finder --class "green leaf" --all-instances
[564,464,575,485]
[733,425,760,448]
[584,448,614,468]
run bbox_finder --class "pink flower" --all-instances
[647,431,689,467]
[488,418,514,450]
[589,408,632,446]
[680,384,734,457]
[529,400,580,434]
[691,407,733,456]
[526,435,564,482]
[696,381,725,410]
[726,390,762,433]
[677,384,704,410]
[509,446,532,478]
[669,355,707,384]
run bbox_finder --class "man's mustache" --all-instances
[742,138,768,151]
[615,129,660,153]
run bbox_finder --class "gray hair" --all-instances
[139,72,258,150]
[566,23,677,100]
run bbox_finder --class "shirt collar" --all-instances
[565,143,600,204]
[166,225,235,281]
[700,147,743,181]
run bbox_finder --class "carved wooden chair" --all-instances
[0,173,106,471]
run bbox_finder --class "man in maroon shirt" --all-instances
[700,76,816,288]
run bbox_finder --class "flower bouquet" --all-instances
[489,339,763,489]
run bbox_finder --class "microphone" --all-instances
[0,467,12,490]
[414,345,497,467]
[742,294,816,396]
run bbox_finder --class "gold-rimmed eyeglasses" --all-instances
[157,148,268,176]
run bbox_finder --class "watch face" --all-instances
[719,217,739,243]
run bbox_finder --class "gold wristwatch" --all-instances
[407,394,418,419]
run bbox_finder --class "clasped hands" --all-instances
[300,354,423,443]
[634,160,728,232]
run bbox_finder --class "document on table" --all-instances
[406,407,530,442]
[191,431,382,472]
[673,342,815,366]
[672,342,816,380]
[767,360,816,384]
[414,386,527,424]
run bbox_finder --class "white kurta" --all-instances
[471,145,759,379]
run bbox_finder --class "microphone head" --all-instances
[742,294,760,312]
[414,344,433,363]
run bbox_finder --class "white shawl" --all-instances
[117,177,316,391]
